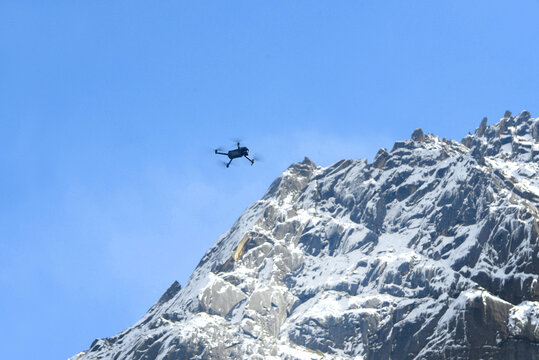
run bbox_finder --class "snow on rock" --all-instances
[508,301,539,341]
[198,273,247,317]
[71,111,539,360]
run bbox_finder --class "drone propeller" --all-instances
[231,138,243,148]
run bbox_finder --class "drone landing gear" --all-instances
[244,155,254,166]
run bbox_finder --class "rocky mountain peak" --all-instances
[475,117,488,137]
[72,111,539,360]
[411,128,425,142]
[462,110,538,163]
[263,156,318,203]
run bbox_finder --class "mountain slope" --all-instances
[72,111,539,360]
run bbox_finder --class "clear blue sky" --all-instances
[1,1,538,359]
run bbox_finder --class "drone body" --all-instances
[215,142,255,168]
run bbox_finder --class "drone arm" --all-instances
[215,150,228,156]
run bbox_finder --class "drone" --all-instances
[214,142,255,168]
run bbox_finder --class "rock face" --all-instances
[71,111,539,360]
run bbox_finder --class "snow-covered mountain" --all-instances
[71,111,539,360]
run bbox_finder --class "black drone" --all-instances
[214,142,255,168]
